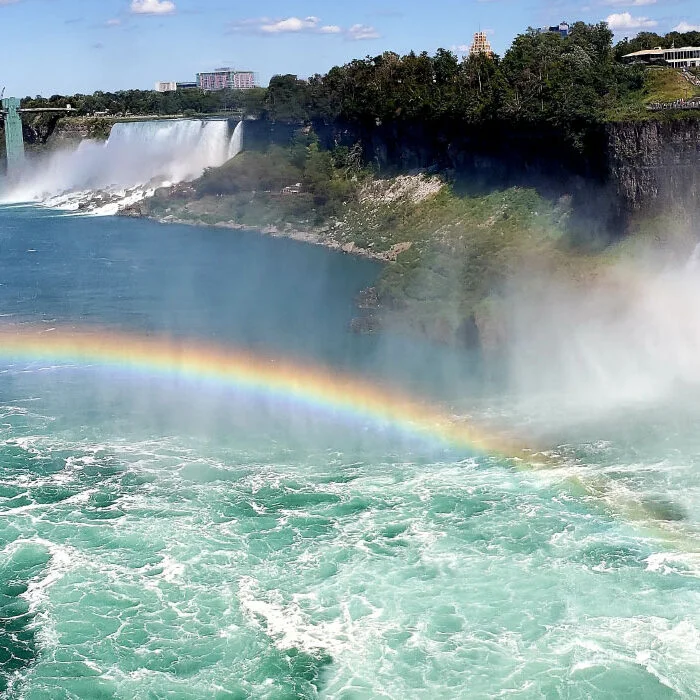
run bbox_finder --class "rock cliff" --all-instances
[606,118,700,215]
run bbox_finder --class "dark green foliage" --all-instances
[264,75,311,122]
[191,129,362,225]
[22,22,698,160]
[197,147,303,196]
[251,22,654,155]
[20,87,267,119]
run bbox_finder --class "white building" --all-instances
[623,46,700,68]
[155,81,178,93]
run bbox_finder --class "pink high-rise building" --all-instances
[196,68,256,91]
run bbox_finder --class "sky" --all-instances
[0,0,698,97]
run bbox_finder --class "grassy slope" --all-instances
[608,67,700,121]
[344,185,605,341]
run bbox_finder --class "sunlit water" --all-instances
[2,207,700,698]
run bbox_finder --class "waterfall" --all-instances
[228,121,244,160]
[687,241,700,271]
[1,119,237,212]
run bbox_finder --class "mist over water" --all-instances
[0,119,241,212]
[502,245,700,427]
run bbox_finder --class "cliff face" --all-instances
[607,118,700,215]
[9,113,699,221]
[311,119,609,182]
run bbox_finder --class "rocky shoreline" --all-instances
[119,209,414,263]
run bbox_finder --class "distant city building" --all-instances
[196,68,257,91]
[176,81,198,90]
[537,22,570,38]
[469,32,493,58]
[622,46,700,69]
[155,81,178,93]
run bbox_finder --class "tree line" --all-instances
[21,25,700,155]
[262,22,649,153]
[20,88,267,119]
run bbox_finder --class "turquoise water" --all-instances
[2,207,700,698]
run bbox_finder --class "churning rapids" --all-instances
[0,119,243,215]
[3,205,700,695]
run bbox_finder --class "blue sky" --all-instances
[1,0,698,96]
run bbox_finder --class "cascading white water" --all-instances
[228,121,244,161]
[0,119,243,213]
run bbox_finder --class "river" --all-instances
[1,205,700,698]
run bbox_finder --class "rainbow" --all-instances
[0,324,697,550]
[0,324,511,455]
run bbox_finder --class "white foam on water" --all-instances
[159,555,186,583]
[4,393,700,697]
[238,576,378,659]
[646,551,700,577]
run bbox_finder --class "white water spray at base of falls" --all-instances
[0,119,243,214]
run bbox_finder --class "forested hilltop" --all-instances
[23,24,700,144]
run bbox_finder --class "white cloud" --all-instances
[230,16,380,40]
[260,16,319,33]
[105,18,122,26]
[674,21,700,33]
[606,12,658,31]
[604,0,656,6]
[130,0,175,15]
[348,24,381,40]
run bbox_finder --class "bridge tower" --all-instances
[1,97,25,172]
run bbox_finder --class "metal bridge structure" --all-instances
[1,97,74,174]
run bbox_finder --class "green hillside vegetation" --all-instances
[147,135,361,228]
[608,68,700,120]
[365,188,572,337]
[643,68,700,102]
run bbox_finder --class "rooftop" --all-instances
[623,48,665,58]
[623,46,700,59]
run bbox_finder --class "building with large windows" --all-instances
[155,81,178,93]
[623,46,700,68]
[154,81,199,92]
[196,69,257,91]
[469,32,493,58]
[536,22,570,38]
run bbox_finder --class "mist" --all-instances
[492,236,700,430]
